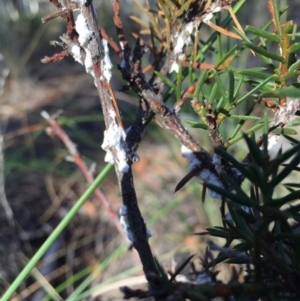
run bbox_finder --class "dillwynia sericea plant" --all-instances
[2,0,300,300]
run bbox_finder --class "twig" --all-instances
[190,99,224,148]
[41,2,78,24]
[43,0,76,38]
[112,0,128,50]
[174,82,196,114]
[41,50,69,63]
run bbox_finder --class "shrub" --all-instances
[2,0,300,300]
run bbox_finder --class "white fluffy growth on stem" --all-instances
[119,205,152,242]
[169,22,194,73]
[181,145,223,200]
[198,169,223,200]
[203,4,221,23]
[75,14,93,47]
[101,109,129,173]
[73,13,96,77]
[101,39,113,82]
[119,205,134,242]
[75,12,113,81]
[181,145,201,171]
[71,44,83,65]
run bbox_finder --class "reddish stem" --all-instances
[42,111,126,238]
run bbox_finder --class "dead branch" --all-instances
[41,50,69,63]
[42,0,76,37]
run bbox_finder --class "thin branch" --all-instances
[113,0,129,50]
[174,82,196,113]
[41,50,69,63]
[44,0,76,38]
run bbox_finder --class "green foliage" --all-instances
[204,136,300,295]
[133,0,300,299]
